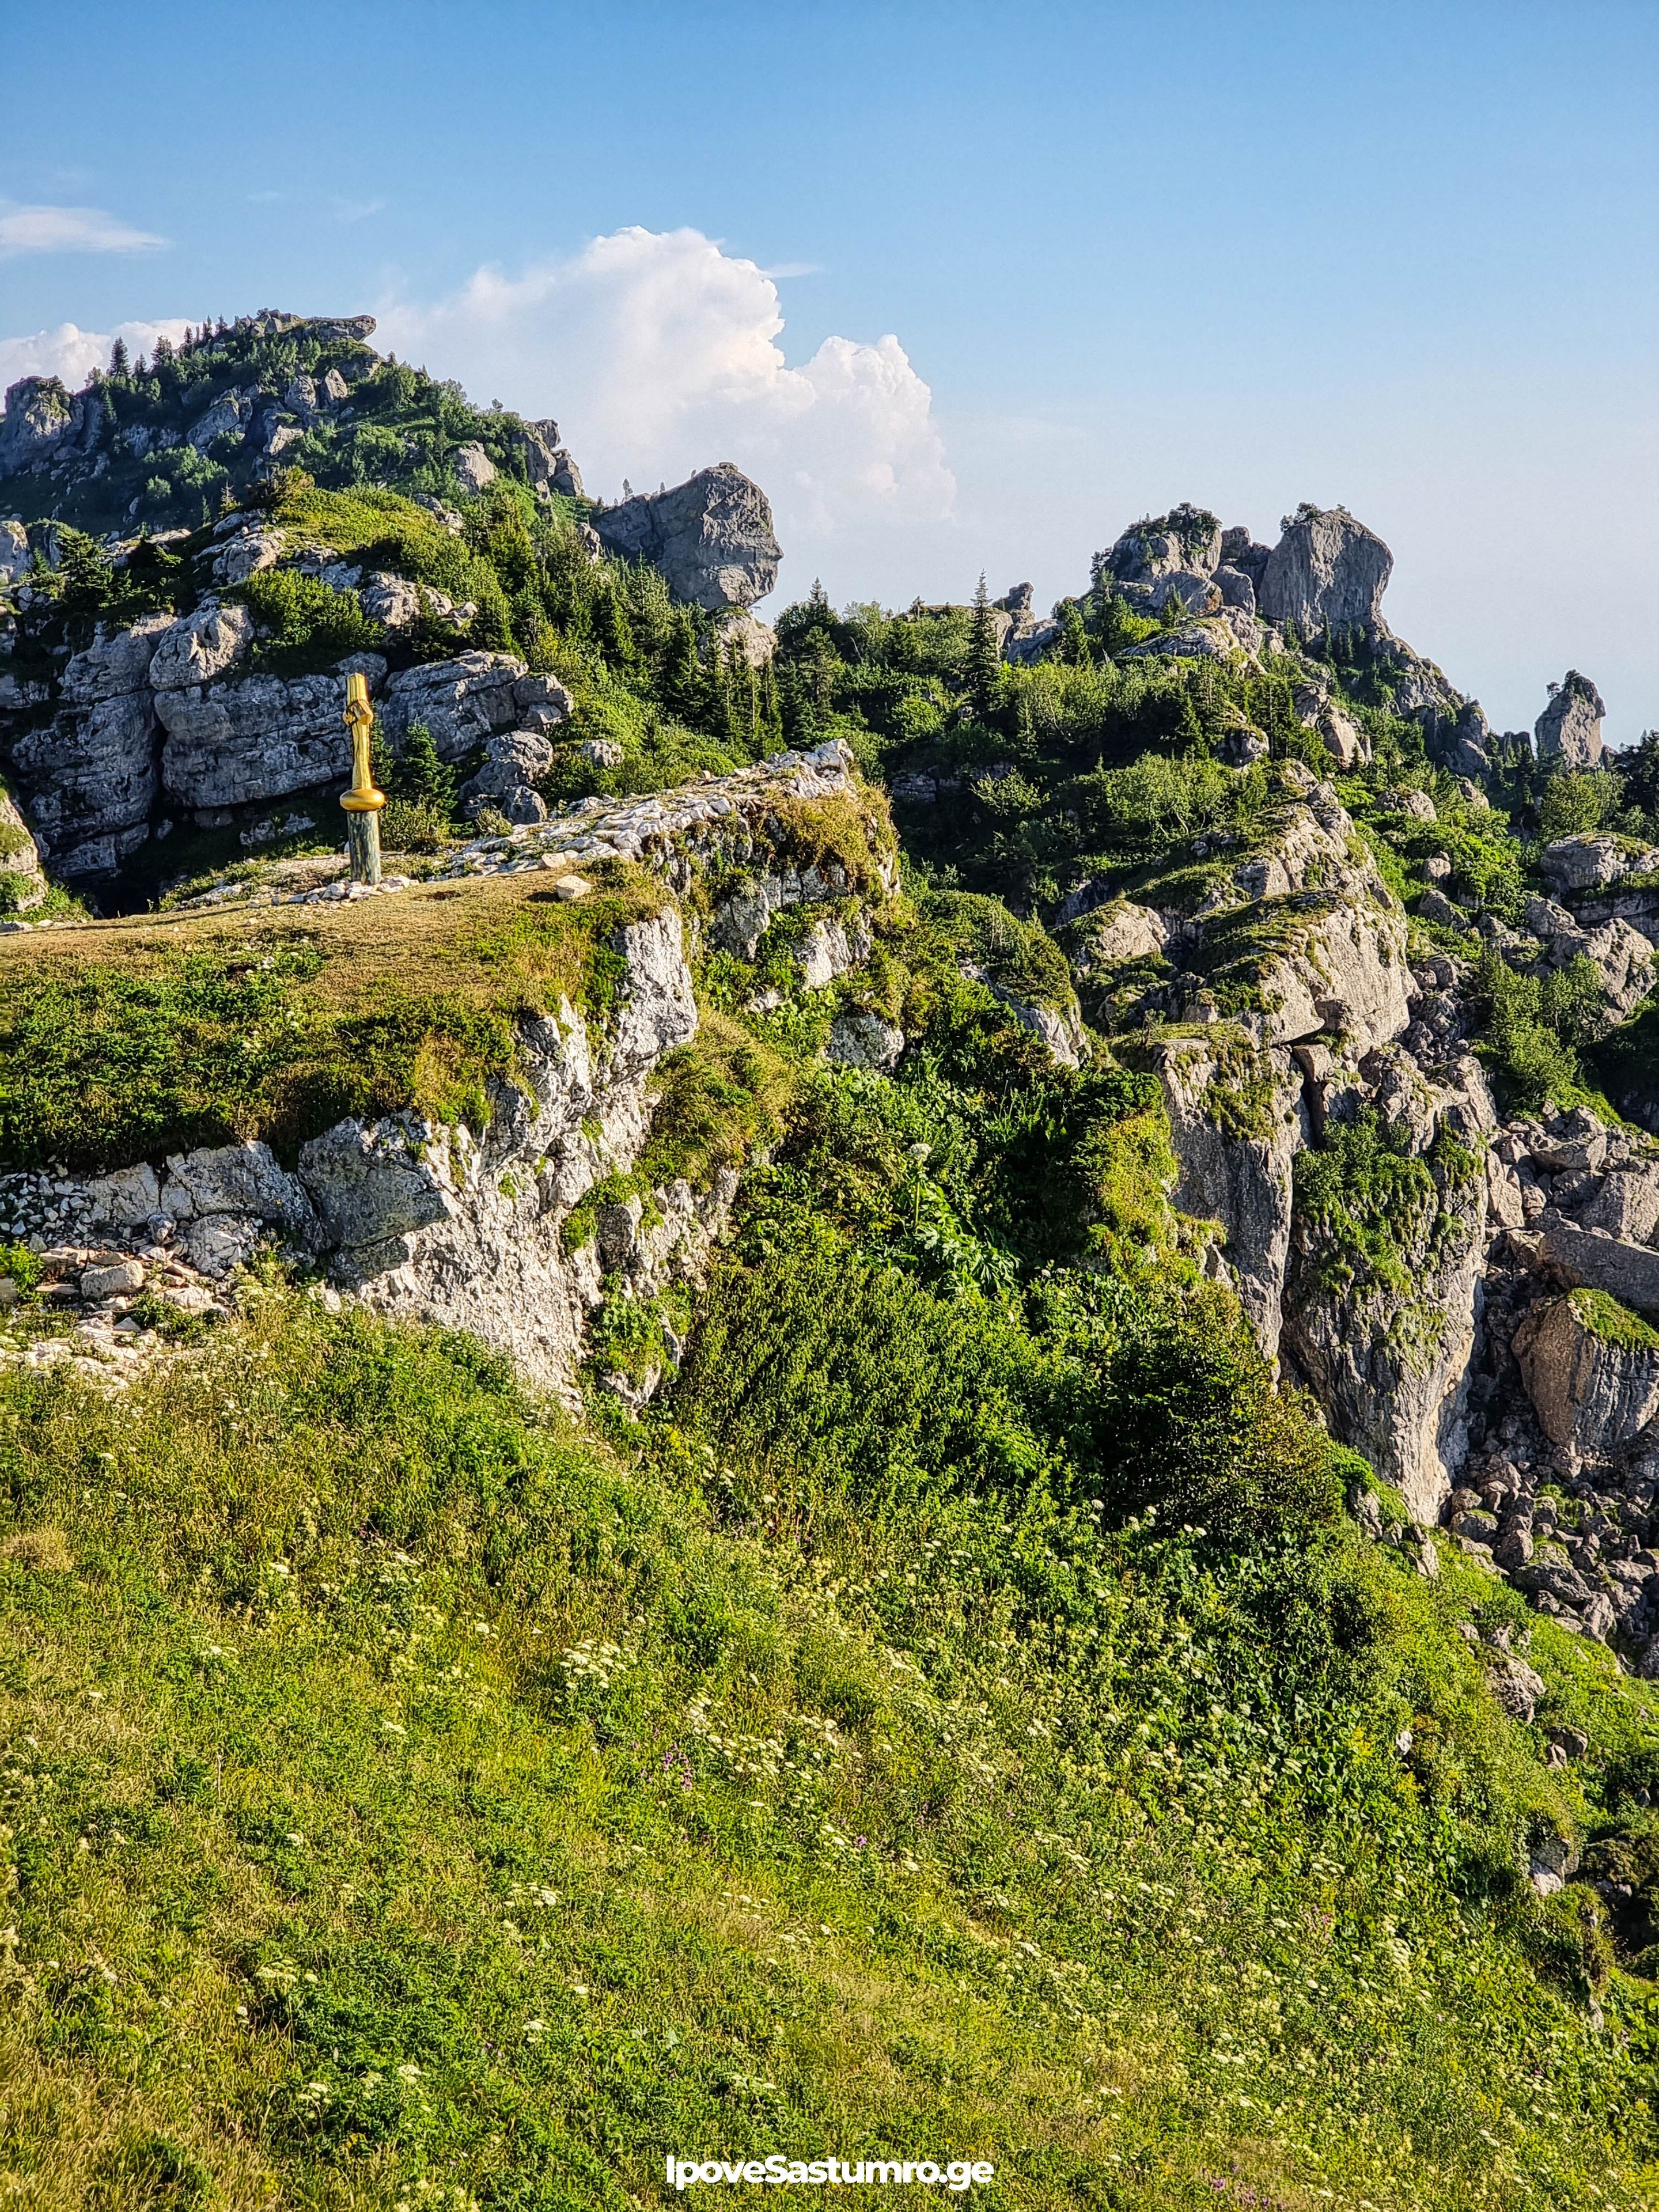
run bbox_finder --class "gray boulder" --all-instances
[1516,1292,1659,1451]
[1213,563,1256,612]
[593,463,781,610]
[211,526,285,585]
[183,1215,263,1278]
[453,442,497,496]
[147,600,255,690]
[1581,1168,1659,1243]
[509,418,585,500]
[61,613,176,703]
[378,654,569,759]
[1539,1216,1659,1318]
[1540,833,1658,893]
[1072,900,1169,969]
[1149,570,1222,618]
[1292,680,1368,770]
[1259,506,1392,637]
[1219,526,1273,590]
[299,1113,461,1251]
[1535,671,1606,767]
[798,914,873,990]
[160,1140,318,1240]
[714,607,778,669]
[459,728,559,816]
[1488,1656,1548,1724]
[186,389,252,453]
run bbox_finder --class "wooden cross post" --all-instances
[340,670,385,887]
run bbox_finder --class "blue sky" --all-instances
[2,0,1655,738]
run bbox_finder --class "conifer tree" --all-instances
[108,336,129,380]
[712,641,744,747]
[967,572,999,721]
[664,610,703,724]
[759,655,783,751]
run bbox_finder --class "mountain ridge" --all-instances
[3,308,1659,2210]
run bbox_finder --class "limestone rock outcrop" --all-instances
[1259,506,1393,638]
[1101,504,1223,588]
[1540,834,1658,895]
[2,609,576,866]
[594,463,781,611]
[1282,1070,1490,1521]
[1535,671,1606,767]
[1155,1036,1302,1361]
[0,377,104,479]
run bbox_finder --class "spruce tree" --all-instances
[713,641,736,745]
[967,572,999,721]
[1058,604,1091,666]
[759,655,783,751]
[396,722,457,812]
[108,336,129,380]
[664,611,703,725]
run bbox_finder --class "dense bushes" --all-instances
[232,565,387,675]
[1468,948,1611,1113]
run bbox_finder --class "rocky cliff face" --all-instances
[0,740,896,1404]
[0,586,570,877]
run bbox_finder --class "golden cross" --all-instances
[340,671,385,813]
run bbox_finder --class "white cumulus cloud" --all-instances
[0,202,167,261]
[0,319,194,392]
[376,226,954,591]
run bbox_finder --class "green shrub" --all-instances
[1539,768,1623,844]
[1468,949,1604,1114]
[230,567,385,676]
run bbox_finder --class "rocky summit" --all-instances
[6,323,1659,2210]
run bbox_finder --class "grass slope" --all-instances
[0,868,664,1169]
[0,1288,1655,2210]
